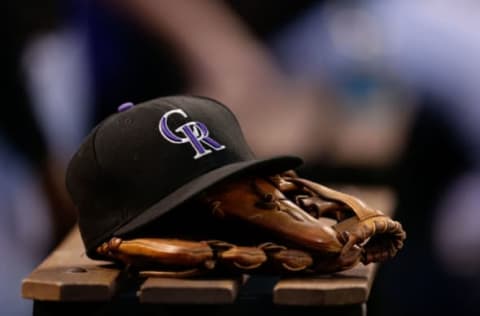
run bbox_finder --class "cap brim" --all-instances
[114,155,302,236]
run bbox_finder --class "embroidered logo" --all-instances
[159,109,226,159]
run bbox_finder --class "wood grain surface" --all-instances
[140,276,246,304]
[21,226,120,301]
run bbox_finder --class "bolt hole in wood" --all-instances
[66,267,88,273]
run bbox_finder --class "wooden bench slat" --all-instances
[274,264,377,306]
[21,226,120,301]
[140,276,246,304]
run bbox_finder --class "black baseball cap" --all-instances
[66,95,303,259]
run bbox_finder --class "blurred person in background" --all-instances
[6,0,480,315]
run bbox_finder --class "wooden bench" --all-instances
[22,186,394,316]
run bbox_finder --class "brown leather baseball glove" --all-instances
[97,173,406,277]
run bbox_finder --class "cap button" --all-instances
[117,102,135,112]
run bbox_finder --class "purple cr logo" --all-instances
[159,109,226,159]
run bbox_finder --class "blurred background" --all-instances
[4,0,480,315]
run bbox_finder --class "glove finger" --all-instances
[269,173,300,192]
[296,195,350,220]
[216,245,267,270]
[340,231,363,259]
[361,217,406,263]
[97,237,214,268]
